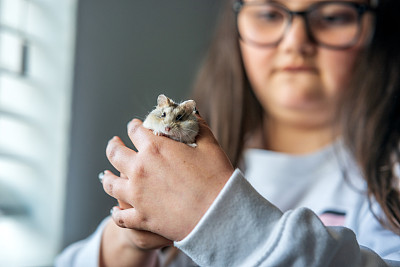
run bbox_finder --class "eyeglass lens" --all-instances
[237,2,363,48]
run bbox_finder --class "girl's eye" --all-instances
[256,10,284,23]
[161,112,166,118]
[176,114,183,121]
[319,12,356,26]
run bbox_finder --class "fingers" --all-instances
[118,200,131,210]
[117,173,133,209]
[127,119,156,151]
[106,136,137,174]
[102,170,130,203]
[108,214,173,250]
[111,206,150,232]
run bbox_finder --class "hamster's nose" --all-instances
[165,127,171,132]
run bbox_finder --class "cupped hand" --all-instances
[115,197,173,250]
[102,116,234,241]
[101,200,172,267]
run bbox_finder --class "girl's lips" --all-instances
[282,65,317,72]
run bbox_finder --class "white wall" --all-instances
[0,0,77,265]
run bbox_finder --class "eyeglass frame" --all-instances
[232,0,376,50]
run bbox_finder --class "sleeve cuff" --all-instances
[174,169,282,266]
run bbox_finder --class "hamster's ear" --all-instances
[181,100,196,113]
[157,94,171,107]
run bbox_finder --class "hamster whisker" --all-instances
[184,129,198,133]
[178,132,183,143]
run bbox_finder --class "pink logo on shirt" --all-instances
[319,210,346,226]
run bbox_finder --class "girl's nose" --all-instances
[278,17,316,55]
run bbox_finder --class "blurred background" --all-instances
[0,0,222,265]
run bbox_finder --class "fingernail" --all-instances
[98,171,104,183]
[110,206,119,216]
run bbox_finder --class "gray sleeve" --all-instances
[54,218,197,267]
[54,217,109,267]
[175,169,392,267]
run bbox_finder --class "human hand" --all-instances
[100,177,173,267]
[107,210,173,251]
[115,188,173,250]
[102,115,234,241]
[100,212,170,267]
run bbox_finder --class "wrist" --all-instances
[177,169,233,241]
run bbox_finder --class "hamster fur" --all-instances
[143,94,199,147]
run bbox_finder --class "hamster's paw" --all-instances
[153,130,162,136]
[188,143,197,148]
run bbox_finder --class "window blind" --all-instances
[0,0,76,265]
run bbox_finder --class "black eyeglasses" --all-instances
[233,1,375,49]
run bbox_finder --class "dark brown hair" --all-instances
[192,0,400,233]
[339,0,400,233]
[192,0,262,166]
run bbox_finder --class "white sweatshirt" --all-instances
[56,143,400,266]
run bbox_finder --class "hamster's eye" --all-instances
[161,112,166,118]
[176,114,183,121]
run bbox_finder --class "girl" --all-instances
[57,0,400,266]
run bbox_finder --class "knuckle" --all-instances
[106,142,119,161]
[132,161,146,178]
[103,180,114,196]
[134,234,152,249]
[113,212,127,228]
[127,119,142,136]
[135,212,149,230]
[144,141,161,156]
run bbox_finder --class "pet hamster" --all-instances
[143,94,199,147]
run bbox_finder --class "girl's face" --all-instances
[240,0,373,129]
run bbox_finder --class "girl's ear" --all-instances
[157,94,172,107]
[180,100,196,113]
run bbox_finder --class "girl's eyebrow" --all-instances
[258,0,368,2]
[249,0,369,6]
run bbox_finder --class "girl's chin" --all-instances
[276,91,326,111]
[270,108,334,129]
[280,99,325,111]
